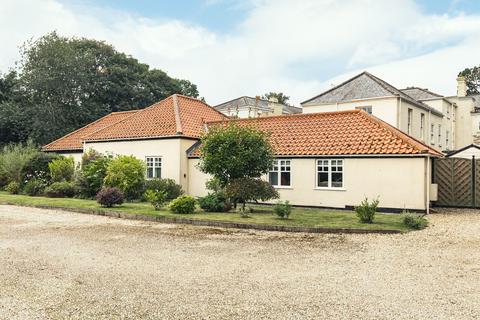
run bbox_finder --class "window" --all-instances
[146,157,161,179]
[407,108,413,135]
[420,113,425,140]
[316,159,343,189]
[446,130,450,147]
[430,124,435,145]
[269,159,291,187]
[438,124,442,148]
[355,106,372,114]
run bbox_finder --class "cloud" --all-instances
[1,0,480,105]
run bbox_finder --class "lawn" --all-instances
[0,192,410,232]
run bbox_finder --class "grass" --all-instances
[0,191,411,232]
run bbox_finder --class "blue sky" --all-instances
[2,0,480,104]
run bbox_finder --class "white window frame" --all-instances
[146,156,162,179]
[430,124,435,145]
[446,130,450,148]
[420,113,425,140]
[438,124,442,148]
[268,159,291,188]
[315,159,344,190]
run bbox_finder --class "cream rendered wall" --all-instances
[447,96,474,148]
[302,97,399,127]
[58,152,83,165]
[422,99,456,151]
[188,157,428,210]
[84,138,197,191]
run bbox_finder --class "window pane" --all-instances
[147,168,153,179]
[155,168,161,178]
[317,172,328,187]
[281,172,291,186]
[269,172,278,186]
[332,172,343,188]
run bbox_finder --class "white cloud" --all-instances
[1,0,480,105]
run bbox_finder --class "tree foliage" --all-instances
[103,155,146,200]
[198,124,274,187]
[226,177,279,213]
[459,66,480,95]
[0,32,200,145]
[261,92,290,105]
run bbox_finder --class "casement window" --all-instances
[430,124,435,145]
[407,108,413,135]
[355,106,372,114]
[146,156,161,179]
[446,130,450,147]
[420,113,425,140]
[316,159,343,189]
[269,159,291,187]
[438,124,442,148]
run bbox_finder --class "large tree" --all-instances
[0,32,200,145]
[261,92,290,105]
[458,66,480,95]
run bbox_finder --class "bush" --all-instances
[144,178,183,200]
[104,155,145,200]
[402,212,428,230]
[1,141,39,184]
[49,157,75,182]
[198,192,231,212]
[145,189,167,210]
[355,197,379,223]
[23,178,47,196]
[21,152,61,183]
[226,177,279,215]
[76,154,112,198]
[5,181,20,194]
[45,181,76,198]
[96,187,124,207]
[273,200,292,219]
[169,195,196,214]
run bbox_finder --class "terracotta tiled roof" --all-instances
[189,110,443,157]
[84,95,226,141]
[42,110,138,152]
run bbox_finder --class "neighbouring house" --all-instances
[301,72,456,151]
[214,96,301,118]
[446,144,480,159]
[44,94,441,212]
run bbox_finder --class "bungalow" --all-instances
[43,94,441,212]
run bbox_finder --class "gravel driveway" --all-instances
[0,205,479,320]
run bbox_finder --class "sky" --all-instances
[1,0,480,105]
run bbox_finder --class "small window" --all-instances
[269,159,291,187]
[420,113,425,140]
[446,130,450,147]
[146,157,161,179]
[430,124,435,145]
[438,124,442,148]
[407,108,413,135]
[316,159,343,189]
[355,106,372,114]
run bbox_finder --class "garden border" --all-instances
[0,202,402,234]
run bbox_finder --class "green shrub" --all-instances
[402,212,428,230]
[273,200,292,219]
[226,177,279,215]
[49,157,75,182]
[21,152,61,183]
[76,154,112,198]
[96,187,124,207]
[144,178,183,200]
[23,178,47,196]
[1,141,38,184]
[198,192,230,212]
[104,155,146,200]
[355,197,379,224]
[145,189,167,210]
[45,181,76,198]
[169,195,196,214]
[5,181,20,194]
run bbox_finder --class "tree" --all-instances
[226,177,279,214]
[0,32,200,145]
[459,66,480,95]
[198,124,274,187]
[261,92,290,105]
[103,155,146,200]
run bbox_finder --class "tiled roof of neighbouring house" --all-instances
[301,71,443,117]
[83,95,227,142]
[214,96,302,115]
[188,110,443,157]
[400,87,443,101]
[42,110,139,152]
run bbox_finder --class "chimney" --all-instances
[457,76,467,97]
[268,97,283,115]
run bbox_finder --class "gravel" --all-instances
[0,205,479,319]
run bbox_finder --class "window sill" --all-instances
[314,187,346,191]
[272,186,293,189]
